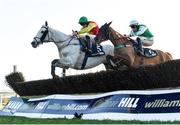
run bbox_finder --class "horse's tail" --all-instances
[165,52,173,60]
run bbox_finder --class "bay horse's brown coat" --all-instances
[96,23,172,68]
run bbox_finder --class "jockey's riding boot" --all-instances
[137,37,144,55]
[130,39,139,52]
[85,35,92,53]
[79,38,87,52]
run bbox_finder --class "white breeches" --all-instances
[131,36,154,46]
[139,37,154,46]
[79,33,96,43]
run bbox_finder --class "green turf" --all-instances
[0,116,179,124]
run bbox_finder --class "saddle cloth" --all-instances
[88,44,105,57]
[133,43,157,58]
[143,48,157,57]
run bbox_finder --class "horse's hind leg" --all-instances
[165,52,173,60]
[51,59,60,79]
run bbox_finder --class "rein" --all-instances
[34,26,79,47]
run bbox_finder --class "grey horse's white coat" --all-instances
[31,22,114,77]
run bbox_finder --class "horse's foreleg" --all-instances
[51,58,73,78]
[57,57,73,68]
[105,55,116,70]
[51,59,59,79]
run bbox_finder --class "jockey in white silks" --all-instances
[128,20,154,55]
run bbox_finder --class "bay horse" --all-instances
[95,22,173,69]
[31,22,114,78]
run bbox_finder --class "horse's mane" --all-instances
[109,27,124,37]
[109,27,130,43]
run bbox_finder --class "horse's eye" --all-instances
[41,31,44,33]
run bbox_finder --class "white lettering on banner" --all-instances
[118,98,139,108]
[47,103,60,110]
[59,104,88,110]
[3,101,23,113]
[47,103,88,111]
[145,99,180,108]
[35,101,49,110]
[6,101,23,110]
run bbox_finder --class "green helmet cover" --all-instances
[79,16,88,23]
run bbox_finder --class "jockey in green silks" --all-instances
[129,20,154,54]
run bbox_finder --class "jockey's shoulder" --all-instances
[88,21,98,26]
[88,21,97,24]
[138,24,148,31]
[139,24,148,28]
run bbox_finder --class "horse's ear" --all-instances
[107,21,112,26]
[45,21,48,26]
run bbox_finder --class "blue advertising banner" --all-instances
[1,89,180,121]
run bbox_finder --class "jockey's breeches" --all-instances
[139,37,154,46]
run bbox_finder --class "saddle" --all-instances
[140,48,157,57]
[79,36,105,57]
[80,41,105,70]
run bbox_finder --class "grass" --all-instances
[0,116,179,124]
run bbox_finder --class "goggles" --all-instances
[130,25,137,29]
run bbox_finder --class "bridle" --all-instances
[33,26,75,47]
[33,26,50,43]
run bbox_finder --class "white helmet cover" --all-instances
[129,20,139,26]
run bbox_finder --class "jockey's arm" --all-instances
[128,31,135,37]
[78,23,96,34]
[127,31,138,41]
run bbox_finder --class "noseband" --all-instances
[33,26,49,42]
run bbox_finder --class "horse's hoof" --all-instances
[53,75,60,79]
